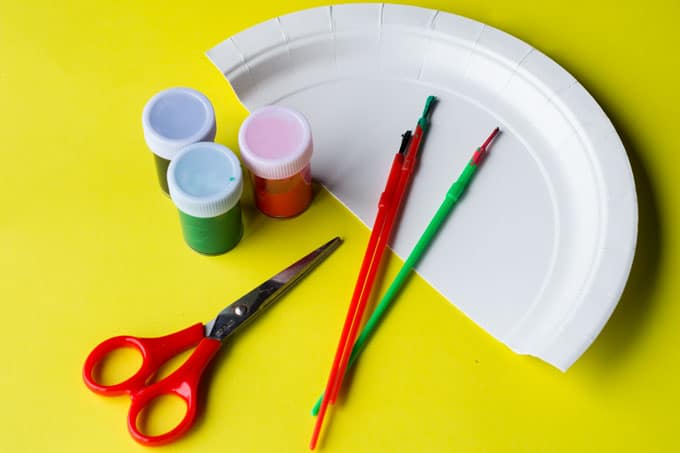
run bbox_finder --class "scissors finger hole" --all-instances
[92,346,144,386]
[136,394,188,437]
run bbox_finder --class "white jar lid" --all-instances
[167,142,243,218]
[142,87,216,160]
[238,105,313,179]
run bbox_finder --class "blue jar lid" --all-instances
[167,142,243,218]
[142,87,216,160]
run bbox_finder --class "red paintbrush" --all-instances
[310,96,437,450]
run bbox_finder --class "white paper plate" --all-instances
[207,3,637,371]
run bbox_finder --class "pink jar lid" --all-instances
[238,105,313,180]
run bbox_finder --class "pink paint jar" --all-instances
[238,106,313,218]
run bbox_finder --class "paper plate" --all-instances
[207,3,637,371]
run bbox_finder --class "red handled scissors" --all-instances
[83,237,341,446]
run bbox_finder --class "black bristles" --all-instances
[399,130,412,155]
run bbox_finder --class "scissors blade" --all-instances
[205,237,342,341]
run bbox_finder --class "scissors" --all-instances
[83,237,342,446]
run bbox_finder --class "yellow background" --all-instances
[1,0,678,451]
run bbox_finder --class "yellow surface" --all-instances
[1,1,678,451]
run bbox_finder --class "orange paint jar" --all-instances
[238,106,313,218]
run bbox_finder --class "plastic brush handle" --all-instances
[327,125,424,404]
[326,97,435,404]
[309,152,402,449]
[327,152,402,392]
[311,196,453,413]
[311,168,468,415]
[310,97,437,450]
[311,128,499,416]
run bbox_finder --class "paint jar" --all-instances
[142,87,216,195]
[238,105,313,218]
[167,142,243,255]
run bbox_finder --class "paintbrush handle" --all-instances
[311,127,500,416]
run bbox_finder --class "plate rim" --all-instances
[206,2,638,371]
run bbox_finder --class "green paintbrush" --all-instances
[312,126,501,415]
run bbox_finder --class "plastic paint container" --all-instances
[142,87,216,195]
[167,142,243,255]
[238,105,313,218]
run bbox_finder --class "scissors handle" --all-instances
[82,323,205,395]
[127,337,222,446]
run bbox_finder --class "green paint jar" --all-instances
[142,87,216,195]
[167,142,243,255]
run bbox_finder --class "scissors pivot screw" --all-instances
[234,305,248,316]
